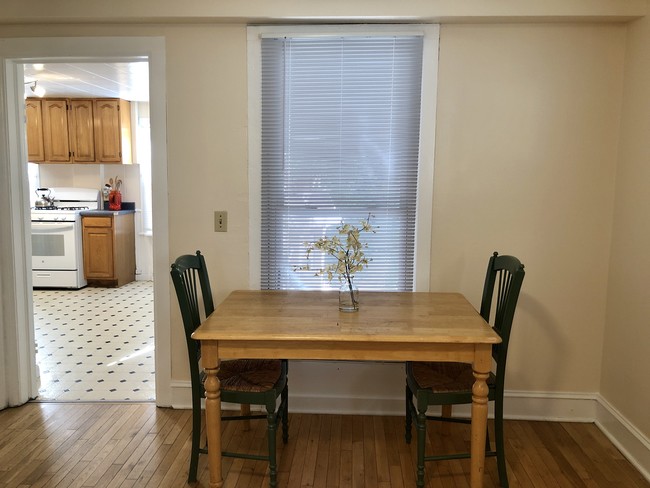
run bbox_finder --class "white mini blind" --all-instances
[260,34,424,291]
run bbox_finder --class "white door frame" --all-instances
[0,37,171,407]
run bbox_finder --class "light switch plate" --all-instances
[214,211,228,232]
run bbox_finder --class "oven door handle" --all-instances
[31,222,76,232]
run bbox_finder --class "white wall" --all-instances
[6,19,627,411]
[432,23,625,394]
[0,20,629,406]
[602,13,650,438]
[0,0,645,23]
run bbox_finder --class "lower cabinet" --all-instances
[82,213,135,287]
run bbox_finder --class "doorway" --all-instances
[0,37,171,408]
[24,60,156,401]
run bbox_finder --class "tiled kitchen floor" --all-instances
[32,281,155,402]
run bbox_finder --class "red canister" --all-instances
[108,190,122,210]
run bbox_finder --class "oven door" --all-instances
[31,221,78,270]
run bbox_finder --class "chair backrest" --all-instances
[170,251,215,385]
[478,252,525,384]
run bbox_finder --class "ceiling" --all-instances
[23,61,149,102]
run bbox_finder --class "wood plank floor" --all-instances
[1,402,648,488]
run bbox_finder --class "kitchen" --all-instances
[24,61,155,401]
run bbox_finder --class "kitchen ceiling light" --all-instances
[26,80,46,97]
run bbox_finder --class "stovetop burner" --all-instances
[32,205,90,211]
[31,187,101,214]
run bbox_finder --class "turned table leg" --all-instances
[470,344,491,488]
[202,342,223,488]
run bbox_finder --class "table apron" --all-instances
[201,340,486,363]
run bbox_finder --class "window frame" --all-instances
[247,24,439,291]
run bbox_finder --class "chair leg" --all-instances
[188,399,202,482]
[405,384,413,444]
[281,382,289,444]
[241,404,251,431]
[486,424,492,452]
[494,398,509,487]
[441,404,453,418]
[416,409,427,488]
[266,410,278,488]
[441,404,453,434]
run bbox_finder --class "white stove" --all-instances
[32,187,101,220]
[31,187,101,289]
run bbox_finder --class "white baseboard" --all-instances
[595,395,650,482]
[500,390,598,422]
[170,381,649,483]
[250,390,599,421]
[170,380,195,410]
[171,382,597,419]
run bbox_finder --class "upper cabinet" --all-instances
[25,99,44,162]
[26,98,132,164]
[68,99,96,163]
[94,99,132,164]
[42,99,71,162]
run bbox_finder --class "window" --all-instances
[248,25,438,292]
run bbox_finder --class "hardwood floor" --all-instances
[0,402,648,488]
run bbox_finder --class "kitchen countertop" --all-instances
[80,209,136,217]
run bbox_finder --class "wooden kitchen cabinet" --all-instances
[68,99,96,162]
[82,213,135,287]
[42,99,71,162]
[94,99,132,164]
[26,97,132,164]
[25,99,45,162]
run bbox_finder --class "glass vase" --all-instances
[339,280,359,312]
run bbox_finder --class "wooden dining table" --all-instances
[192,290,501,488]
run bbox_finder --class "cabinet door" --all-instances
[94,99,123,163]
[82,221,114,279]
[42,99,71,162]
[25,99,45,162]
[68,99,95,162]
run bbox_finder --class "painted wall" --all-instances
[0,0,645,23]
[602,13,650,437]
[160,21,626,404]
[431,23,624,394]
[0,12,639,425]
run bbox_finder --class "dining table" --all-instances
[192,289,501,488]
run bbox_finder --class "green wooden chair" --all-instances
[170,251,289,486]
[405,252,525,488]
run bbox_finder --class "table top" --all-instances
[194,290,496,487]
[192,290,500,345]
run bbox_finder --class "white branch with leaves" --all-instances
[294,216,376,309]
